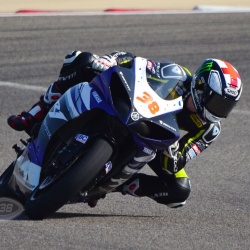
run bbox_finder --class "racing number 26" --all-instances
[136,92,159,114]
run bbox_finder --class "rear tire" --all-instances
[25,139,113,220]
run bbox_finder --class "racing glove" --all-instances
[92,54,117,72]
[162,142,186,174]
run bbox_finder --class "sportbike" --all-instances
[0,57,183,220]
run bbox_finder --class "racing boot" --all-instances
[120,170,191,208]
[7,81,62,135]
[7,98,50,135]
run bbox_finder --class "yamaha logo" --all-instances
[131,112,139,121]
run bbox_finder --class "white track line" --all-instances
[0,80,248,115]
[0,81,47,92]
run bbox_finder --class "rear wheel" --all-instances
[25,138,113,220]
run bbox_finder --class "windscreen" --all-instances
[147,77,183,101]
[146,62,187,101]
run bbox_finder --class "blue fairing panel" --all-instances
[34,82,110,165]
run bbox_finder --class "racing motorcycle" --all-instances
[0,57,184,220]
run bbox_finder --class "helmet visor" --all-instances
[204,91,236,118]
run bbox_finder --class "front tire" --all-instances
[0,162,14,188]
[25,139,113,220]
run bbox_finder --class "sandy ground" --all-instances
[0,0,250,13]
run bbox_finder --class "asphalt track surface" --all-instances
[0,13,249,250]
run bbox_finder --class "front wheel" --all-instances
[25,139,113,220]
[0,162,14,188]
[0,163,20,199]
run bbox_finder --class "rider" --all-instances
[7,51,243,208]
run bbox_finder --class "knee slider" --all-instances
[168,177,191,201]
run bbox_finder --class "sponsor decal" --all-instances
[0,197,24,220]
[152,192,168,199]
[92,91,102,103]
[159,120,176,131]
[192,143,201,155]
[119,71,131,91]
[143,147,153,155]
[146,60,155,74]
[224,87,238,97]
[105,161,112,174]
[197,61,213,75]
[24,181,36,190]
[212,126,220,136]
[187,148,197,159]
[155,62,161,78]
[75,134,89,144]
[190,113,203,128]
[196,140,207,151]
[131,112,140,121]
[43,119,52,139]
[203,123,221,143]
[58,72,77,81]
[147,60,153,71]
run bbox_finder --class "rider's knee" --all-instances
[166,176,191,208]
[151,168,190,208]
[170,175,191,200]
[165,169,191,208]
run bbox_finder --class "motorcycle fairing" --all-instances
[34,82,112,166]
[90,58,183,147]
[133,58,183,118]
[12,147,42,192]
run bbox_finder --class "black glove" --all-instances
[163,152,186,174]
[163,143,186,174]
[115,52,135,66]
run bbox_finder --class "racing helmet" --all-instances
[191,59,242,122]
